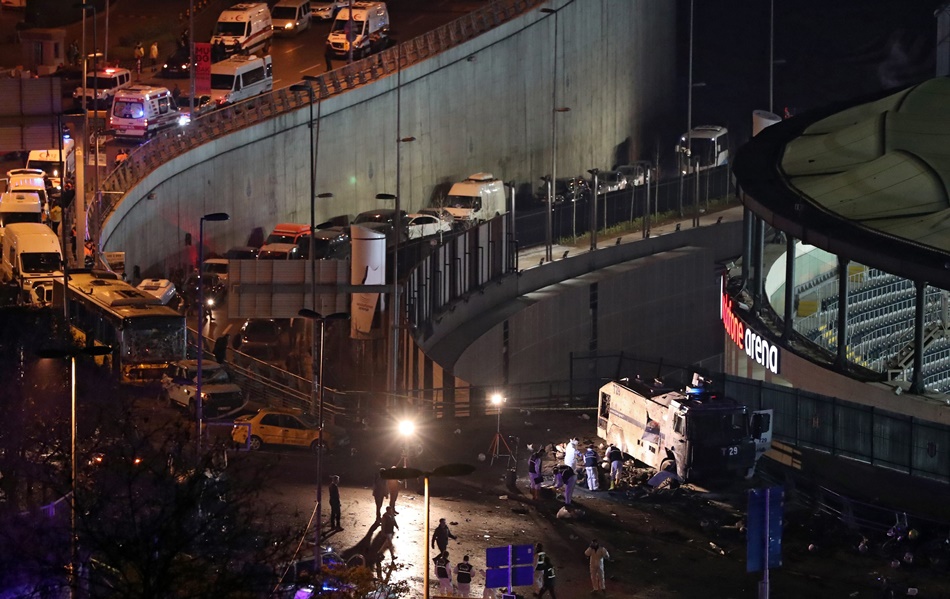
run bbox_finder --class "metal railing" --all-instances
[96,0,545,235]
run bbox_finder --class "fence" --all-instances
[96,0,545,234]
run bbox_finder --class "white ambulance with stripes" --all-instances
[110,86,183,139]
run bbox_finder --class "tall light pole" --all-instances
[382,464,476,599]
[587,168,599,251]
[197,212,229,456]
[39,344,113,599]
[540,7,569,263]
[377,138,415,401]
[298,308,348,569]
[75,2,97,258]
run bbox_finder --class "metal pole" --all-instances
[391,45,402,401]
[196,217,205,457]
[589,170,599,251]
[315,316,327,568]
[69,355,77,599]
[347,0,354,64]
[79,6,87,261]
[189,0,195,116]
[423,474,430,599]
[104,0,109,65]
[681,0,694,218]
[546,10,558,263]
[769,0,774,114]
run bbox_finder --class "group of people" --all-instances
[528,439,627,505]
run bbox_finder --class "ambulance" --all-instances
[110,86,183,139]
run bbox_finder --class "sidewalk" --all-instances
[515,203,743,273]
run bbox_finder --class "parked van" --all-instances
[213,3,273,58]
[265,223,310,245]
[110,86,183,139]
[26,136,75,194]
[6,169,50,216]
[72,67,133,110]
[0,192,44,231]
[676,125,730,174]
[210,54,273,106]
[271,0,311,35]
[326,1,390,58]
[443,173,509,227]
[0,222,63,306]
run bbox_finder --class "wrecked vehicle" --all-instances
[596,374,772,483]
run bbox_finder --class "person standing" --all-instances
[149,41,159,67]
[373,468,388,521]
[535,552,557,599]
[328,474,342,530]
[378,505,398,561]
[324,46,333,71]
[533,542,546,592]
[607,443,623,490]
[431,517,457,555]
[455,554,474,597]
[563,438,578,468]
[528,449,544,501]
[49,202,62,235]
[387,466,401,512]
[434,550,454,596]
[555,465,576,506]
[583,444,600,491]
[584,539,610,595]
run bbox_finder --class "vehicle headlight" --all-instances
[285,22,294,29]
[206,298,215,307]
[163,63,169,68]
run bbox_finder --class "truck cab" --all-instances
[676,125,729,175]
[26,136,75,194]
[0,222,63,306]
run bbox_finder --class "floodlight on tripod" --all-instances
[488,393,512,466]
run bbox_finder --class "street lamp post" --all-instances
[540,8,570,264]
[38,344,113,599]
[587,168,599,251]
[75,2,98,258]
[381,464,476,599]
[197,212,229,456]
[298,308,348,569]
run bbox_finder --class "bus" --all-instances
[54,270,186,382]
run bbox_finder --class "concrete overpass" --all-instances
[98,0,677,276]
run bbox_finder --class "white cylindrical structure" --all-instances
[350,225,386,339]
[752,110,782,137]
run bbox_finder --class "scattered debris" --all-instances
[499,495,508,500]
[477,453,486,462]
[579,413,590,420]
[454,428,462,434]
[647,470,681,489]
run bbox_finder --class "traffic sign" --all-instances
[747,486,783,572]
[486,544,535,589]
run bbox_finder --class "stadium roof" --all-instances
[734,77,950,290]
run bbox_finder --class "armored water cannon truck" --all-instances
[596,374,772,482]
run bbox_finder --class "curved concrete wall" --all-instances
[102,0,677,275]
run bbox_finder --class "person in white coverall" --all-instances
[584,539,610,594]
[563,438,578,467]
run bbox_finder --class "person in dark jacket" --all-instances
[372,468,388,520]
[431,517,457,554]
[434,550,453,595]
[455,554,474,597]
[328,474,342,530]
[607,443,624,489]
[583,444,600,491]
[528,449,545,500]
[535,553,557,598]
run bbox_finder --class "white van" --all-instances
[443,173,509,228]
[213,3,273,58]
[0,222,63,306]
[326,1,390,58]
[72,67,133,110]
[0,192,44,231]
[27,136,75,194]
[271,0,311,36]
[210,54,273,106]
[676,125,730,174]
[110,86,183,139]
[6,169,49,217]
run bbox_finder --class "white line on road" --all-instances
[272,79,283,87]
[284,44,306,53]
[300,63,324,74]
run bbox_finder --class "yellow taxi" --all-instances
[232,408,332,452]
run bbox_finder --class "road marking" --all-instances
[300,63,324,74]
[284,44,306,53]
[406,15,424,26]
[272,79,283,87]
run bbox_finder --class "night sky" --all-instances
[677,0,945,147]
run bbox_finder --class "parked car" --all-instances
[159,360,245,416]
[615,162,653,187]
[232,407,334,452]
[534,176,592,205]
[592,170,628,194]
[227,245,260,259]
[296,226,351,260]
[202,258,229,282]
[161,46,193,78]
[407,212,453,240]
[234,318,284,357]
[352,209,409,244]
[311,1,345,20]
[178,93,215,120]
